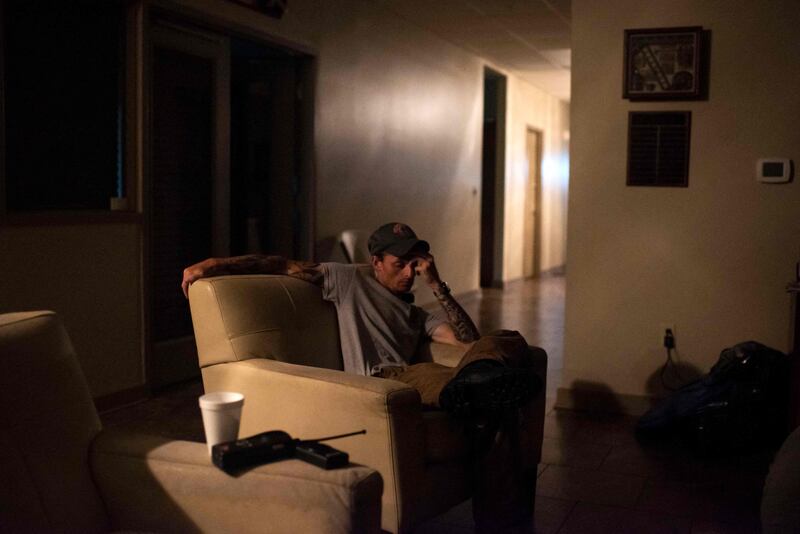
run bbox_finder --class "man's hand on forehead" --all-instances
[408,252,440,286]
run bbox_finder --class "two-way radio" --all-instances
[211,429,366,471]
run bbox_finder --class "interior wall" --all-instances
[504,78,570,279]
[312,1,485,301]
[0,224,142,397]
[564,0,800,409]
[310,3,570,298]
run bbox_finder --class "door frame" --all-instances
[524,127,543,278]
[143,16,231,388]
[480,67,507,289]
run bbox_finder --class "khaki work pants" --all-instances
[378,329,534,407]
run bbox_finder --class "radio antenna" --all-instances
[302,429,366,443]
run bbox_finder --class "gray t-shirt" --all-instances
[321,263,446,376]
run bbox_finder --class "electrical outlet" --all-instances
[659,323,675,347]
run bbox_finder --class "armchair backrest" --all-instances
[0,311,109,533]
[189,275,344,371]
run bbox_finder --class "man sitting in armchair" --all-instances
[182,222,543,532]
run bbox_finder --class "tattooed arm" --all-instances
[430,292,480,347]
[413,253,480,347]
[181,255,322,298]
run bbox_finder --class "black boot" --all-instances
[439,361,542,418]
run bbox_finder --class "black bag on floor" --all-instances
[636,341,789,453]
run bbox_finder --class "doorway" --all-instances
[146,17,314,389]
[480,68,507,289]
[523,128,543,278]
[147,19,230,388]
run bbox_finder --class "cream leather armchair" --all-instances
[0,311,382,534]
[189,274,547,534]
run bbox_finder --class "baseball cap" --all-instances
[367,222,430,257]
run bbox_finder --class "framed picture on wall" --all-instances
[623,26,709,101]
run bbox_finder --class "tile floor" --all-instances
[413,406,771,534]
[101,275,774,533]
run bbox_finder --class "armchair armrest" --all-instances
[210,357,423,423]
[90,429,382,534]
[203,358,423,436]
[201,358,428,532]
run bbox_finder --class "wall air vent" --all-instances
[627,111,691,187]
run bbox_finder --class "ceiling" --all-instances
[384,0,572,101]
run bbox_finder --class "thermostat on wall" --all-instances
[756,158,793,183]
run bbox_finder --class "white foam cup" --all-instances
[199,391,245,456]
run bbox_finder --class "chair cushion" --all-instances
[0,311,108,533]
